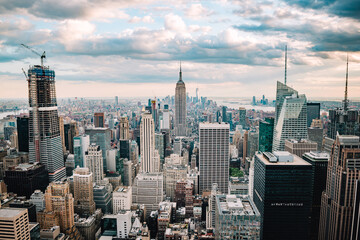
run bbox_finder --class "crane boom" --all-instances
[20,44,46,67]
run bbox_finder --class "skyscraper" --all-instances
[0,208,30,240]
[239,107,246,128]
[119,117,130,140]
[73,167,96,217]
[73,134,90,168]
[85,144,104,185]
[259,117,274,152]
[199,122,230,194]
[140,111,159,173]
[64,121,78,154]
[175,63,187,136]
[85,127,111,171]
[94,112,105,128]
[319,135,360,240]
[253,151,312,240]
[272,81,308,151]
[27,64,66,182]
[17,116,29,152]
[307,102,320,127]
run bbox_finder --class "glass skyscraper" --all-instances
[259,117,274,152]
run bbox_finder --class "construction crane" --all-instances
[20,43,46,67]
[21,68,28,81]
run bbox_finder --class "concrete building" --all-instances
[163,163,187,201]
[119,117,130,140]
[73,167,96,217]
[0,208,30,239]
[101,210,132,239]
[174,64,187,137]
[284,139,318,157]
[199,122,230,194]
[93,185,112,214]
[215,195,260,239]
[113,186,132,214]
[94,112,105,128]
[132,172,164,218]
[73,135,90,168]
[85,144,104,185]
[140,111,158,173]
[85,127,111,172]
[30,189,45,212]
[319,135,360,240]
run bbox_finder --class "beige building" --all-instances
[0,208,30,240]
[175,64,187,136]
[73,167,96,217]
[113,186,132,214]
[284,139,317,158]
[85,144,104,185]
[119,117,130,140]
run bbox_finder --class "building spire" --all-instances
[179,61,182,82]
[343,54,349,111]
[284,45,287,85]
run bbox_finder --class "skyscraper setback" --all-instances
[27,64,66,182]
[175,63,187,136]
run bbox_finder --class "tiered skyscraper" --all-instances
[175,63,187,136]
[140,111,159,173]
[272,81,308,151]
[27,64,66,182]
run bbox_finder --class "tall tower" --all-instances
[119,117,130,140]
[140,111,159,172]
[272,81,308,151]
[27,64,66,182]
[319,135,360,240]
[85,144,104,185]
[175,63,187,136]
[199,122,230,194]
[73,167,96,217]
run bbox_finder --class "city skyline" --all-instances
[1,0,360,99]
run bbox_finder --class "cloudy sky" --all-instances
[1,0,359,100]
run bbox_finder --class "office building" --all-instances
[215,195,260,239]
[132,172,164,218]
[94,112,105,128]
[351,180,360,240]
[85,127,111,171]
[259,117,274,152]
[253,151,312,239]
[272,81,308,151]
[93,185,112,214]
[163,163,187,201]
[119,117,130,140]
[17,116,29,152]
[73,167,96,217]
[27,65,66,182]
[308,126,324,151]
[199,122,230,194]
[85,144,104,185]
[140,112,159,173]
[160,105,170,130]
[30,190,45,212]
[101,210,132,238]
[113,186,132,214]
[284,139,317,157]
[302,151,329,240]
[119,139,130,160]
[319,135,360,240]
[307,103,321,127]
[175,64,187,136]
[239,107,246,128]
[9,200,37,223]
[64,121,78,154]
[73,135,90,168]
[4,163,49,198]
[155,133,165,162]
[0,208,30,239]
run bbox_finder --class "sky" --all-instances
[0,0,360,100]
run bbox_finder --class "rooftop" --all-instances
[303,151,330,160]
[257,152,311,166]
[0,208,26,218]
[216,195,260,217]
[199,122,229,128]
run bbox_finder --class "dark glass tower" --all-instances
[259,117,274,152]
[307,102,320,127]
[17,116,29,152]
[27,65,66,182]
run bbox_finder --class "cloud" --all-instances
[185,4,214,19]
[164,13,187,32]
[128,15,154,23]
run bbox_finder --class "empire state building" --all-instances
[175,63,187,136]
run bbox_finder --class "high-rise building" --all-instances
[319,135,360,240]
[4,163,49,198]
[112,186,132,214]
[222,106,227,123]
[307,102,321,127]
[253,151,312,240]
[93,185,112,214]
[73,135,90,168]
[272,81,308,151]
[351,180,360,240]
[64,121,78,154]
[85,144,104,185]
[259,117,274,152]
[0,208,30,239]
[215,195,260,239]
[119,117,129,140]
[132,172,164,218]
[115,96,119,106]
[140,112,159,173]
[302,151,329,240]
[284,139,317,157]
[160,105,170,130]
[85,127,111,171]
[73,167,96,217]
[199,122,230,194]
[27,65,66,182]
[94,112,105,128]
[239,108,246,128]
[17,116,29,152]
[175,64,187,136]
[308,126,324,151]
[30,190,45,212]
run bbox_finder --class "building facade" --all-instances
[175,65,187,136]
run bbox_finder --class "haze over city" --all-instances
[1,0,360,99]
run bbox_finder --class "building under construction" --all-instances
[28,64,66,182]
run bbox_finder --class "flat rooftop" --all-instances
[0,208,26,218]
[199,122,229,128]
[216,195,260,217]
[256,152,311,166]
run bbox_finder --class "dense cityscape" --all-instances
[1,1,360,240]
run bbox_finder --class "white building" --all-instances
[113,186,132,214]
[140,112,159,173]
[106,149,118,172]
[85,144,104,185]
[74,134,90,168]
[30,190,45,212]
[199,122,230,194]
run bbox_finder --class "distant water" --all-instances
[213,98,275,112]
[0,109,28,119]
